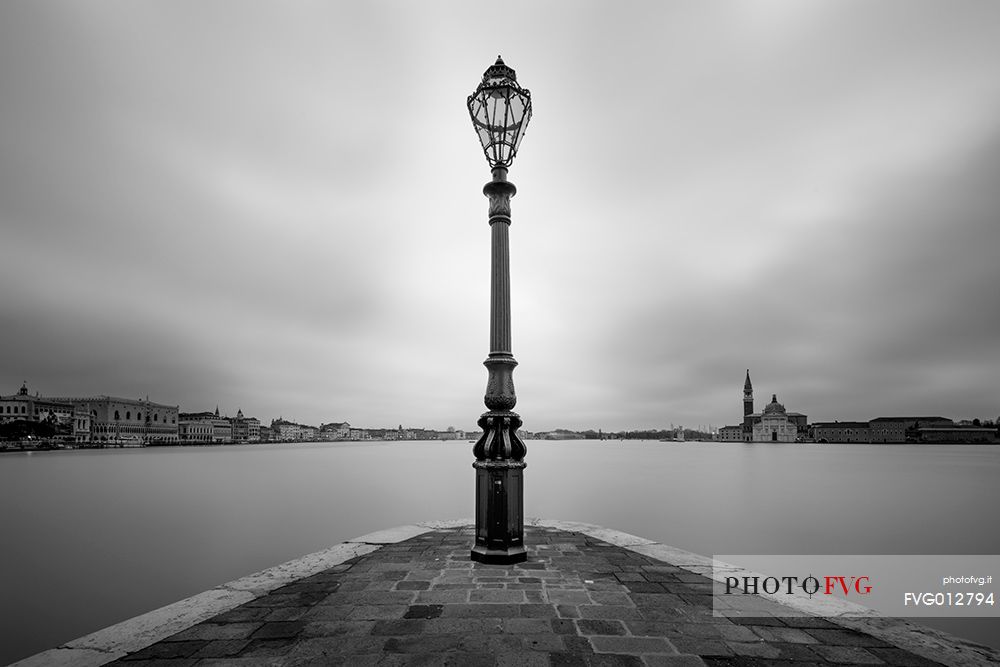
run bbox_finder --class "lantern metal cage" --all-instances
[467,56,532,169]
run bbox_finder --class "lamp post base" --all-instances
[471,430,527,565]
[471,543,527,564]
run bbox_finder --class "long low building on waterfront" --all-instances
[811,416,999,443]
[916,424,998,443]
[867,416,952,443]
[51,395,180,444]
[811,421,874,443]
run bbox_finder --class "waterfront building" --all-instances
[811,417,980,444]
[1,382,70,425]
[536,430,583,440]
[0,383,92,443]
[271,419,318,442]
[388,426,415,440]
[271,419,294,441]
[178,416,213,443]
[868,416,952,443]
[246,415,260,442]
[319,422,350,440]
[211,407,233,443]
[721,371,807,442]
[788,413,809,435]
[178,408,233,444]
[812,421,872,443]
[718,425,742,442]
[917,424,997,443]
[69,407,92,444]
[0,384,32,422]
[0,382,35,423]
[752,395,798,442]
[53,394,179,444]
[0,383,72,423]
[231,412,248,442]
[230,409,260,443]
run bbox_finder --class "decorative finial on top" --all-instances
[482,56,517,82]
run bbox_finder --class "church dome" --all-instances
[763,394,786,414]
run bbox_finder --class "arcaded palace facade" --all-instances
[54,394,180,444]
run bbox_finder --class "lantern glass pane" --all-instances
[477,125,491,152]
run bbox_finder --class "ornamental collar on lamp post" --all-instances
[467,56,533,170]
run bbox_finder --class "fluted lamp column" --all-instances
[467,56,532,564]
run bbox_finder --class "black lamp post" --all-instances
[467,56,532,564]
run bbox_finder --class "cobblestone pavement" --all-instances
[107,526,949,666]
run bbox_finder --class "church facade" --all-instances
[752,394,798,442]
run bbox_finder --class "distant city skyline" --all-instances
[4,376,994,439]
[2,2,999,432]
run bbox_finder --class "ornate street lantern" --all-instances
[468,56,532,170]
[467,56,532,564]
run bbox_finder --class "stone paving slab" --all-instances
[85,526,998,667]
[18,523,1000,667]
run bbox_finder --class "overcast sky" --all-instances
[2,1,998,432]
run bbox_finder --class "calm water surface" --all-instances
[2,440,998,663]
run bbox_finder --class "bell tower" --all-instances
[742,369,755,442]
[743,369,754,418]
